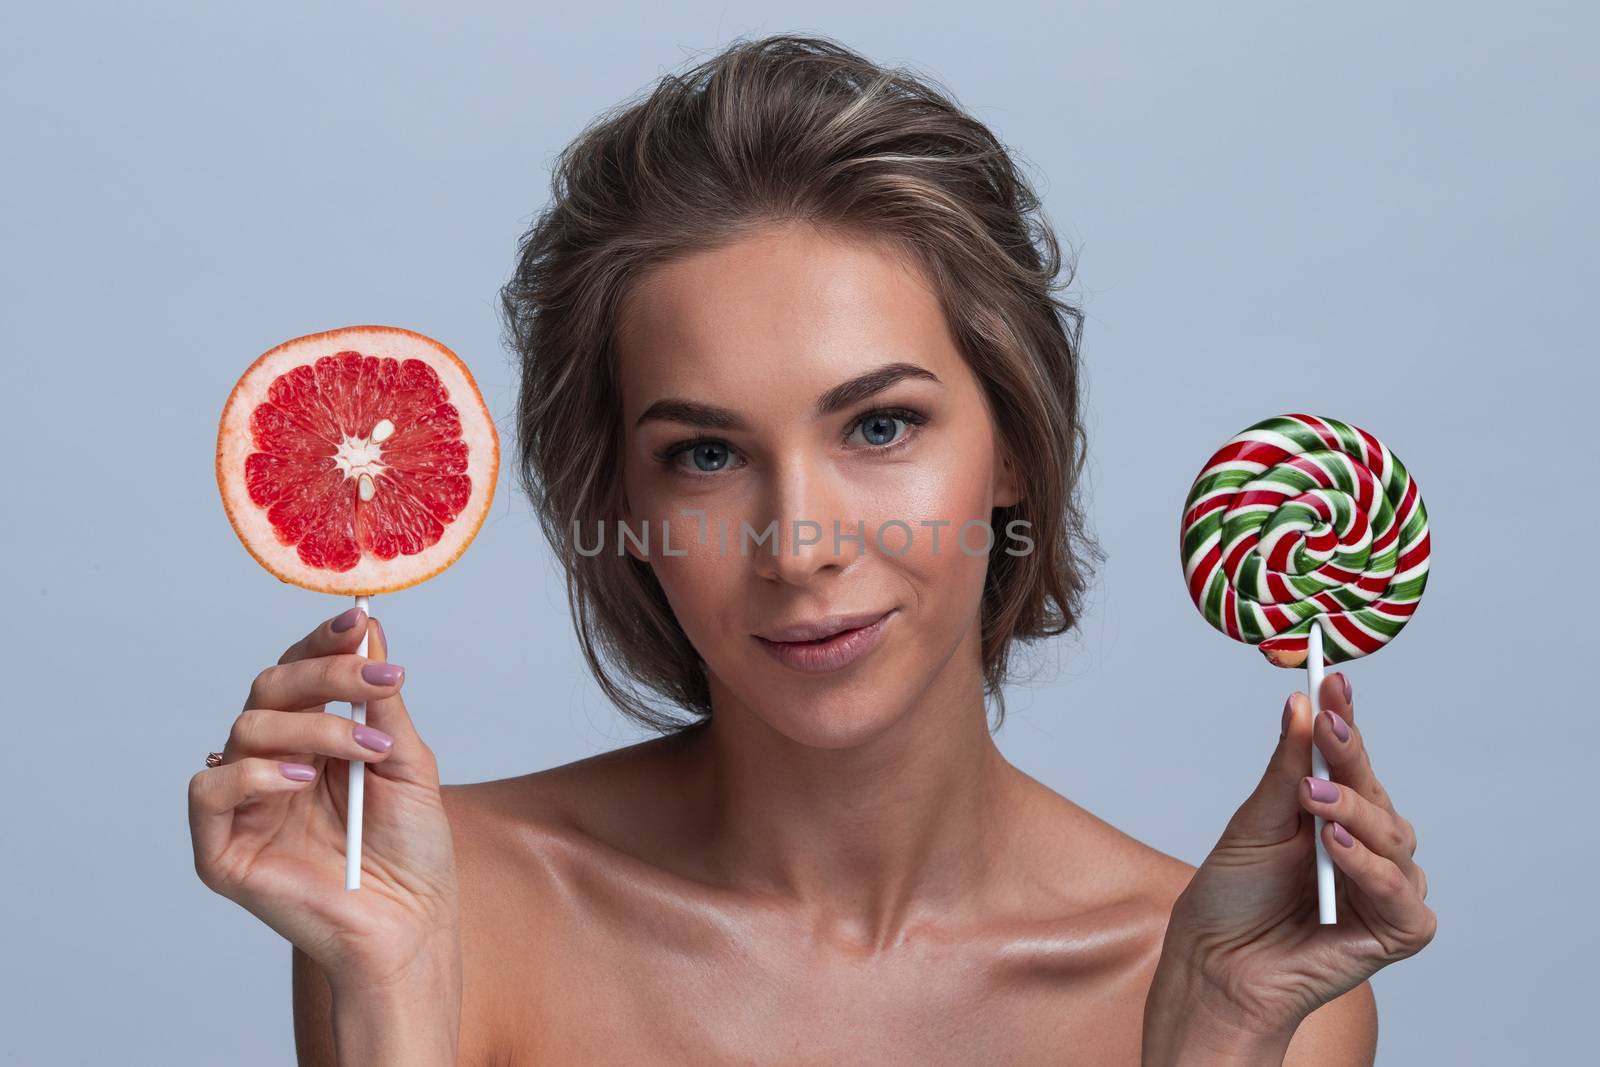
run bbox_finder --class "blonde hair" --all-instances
[499,33,1100,732]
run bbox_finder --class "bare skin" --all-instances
[474,221,1191,1062]
[443,731,1178,1063]
[217,221,1405,1064]
[450,222,1373,1063]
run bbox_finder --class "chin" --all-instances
[729,645,918,749]
[758,692,912,750]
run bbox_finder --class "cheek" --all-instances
[857,443,1000,605]
[860,429,1000,556]
[638,523,736,650]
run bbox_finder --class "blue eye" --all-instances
[655,406,928,478]
[656,437,745,476]
[851,412,906,447]
[684,441,732,473]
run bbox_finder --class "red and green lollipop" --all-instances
[1180,413,1431,922]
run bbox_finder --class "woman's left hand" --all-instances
[1145,671,1437,1056]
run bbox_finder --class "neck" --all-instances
[691,622,1020,948]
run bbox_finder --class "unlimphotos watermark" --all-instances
[571,511,1035,558]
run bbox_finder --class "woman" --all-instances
[188,34,1434,1065]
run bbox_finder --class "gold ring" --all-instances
[205,751,225,768]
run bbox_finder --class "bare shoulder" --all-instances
[437,730,694,1066]
[984,768,1200,1010]
[438,726,693,910]
[440,726,698,855]
[1014,774,1377,1065]
[1010,766,1198,932]
[1285,980,1379,1065]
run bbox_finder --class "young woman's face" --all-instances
[617,221,1018,749]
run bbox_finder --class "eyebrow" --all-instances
[634,361,942,430]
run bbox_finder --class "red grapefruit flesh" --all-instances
[216,325,498,595]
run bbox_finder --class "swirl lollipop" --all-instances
[216,325,499,888]
[1180,413,1430,922]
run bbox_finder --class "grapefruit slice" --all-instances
[216,325,498,595]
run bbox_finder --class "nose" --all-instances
[752,452,860,586]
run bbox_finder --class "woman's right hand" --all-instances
[188,608,462,993]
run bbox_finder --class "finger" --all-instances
[276,606,373,667]
[1281,691,1316,778]
[1323,820,1437,958]
[1299,775,1419,879]
[1312,693,1395,816]
[1319,670,1354,725]
[244,653,407,714]
[351,614,437,788]
[1225,692,1316,843]
[188,757,320,886]
[224,707,395,765]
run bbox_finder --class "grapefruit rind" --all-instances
[216,324,499,596]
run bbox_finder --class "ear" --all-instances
[993,450,1022,509]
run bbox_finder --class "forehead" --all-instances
[614,223,961,414]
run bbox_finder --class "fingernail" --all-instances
[1326,709,1351,743]
[331,607,365,633]
[1332,822,1354,848]
[280,762,317,781]
[373,617,387,656]
[1281,695,1295,736]
[361,662,405,686]
[1341,673,1353,705]
[1305,776,1340,803]
[353,724,394,752]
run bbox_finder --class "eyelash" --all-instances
[654,406,930,478]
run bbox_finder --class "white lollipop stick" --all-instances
[1307,620,1337,923]
[345,593,371,890]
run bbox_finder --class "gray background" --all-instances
[2,2,1591,1062]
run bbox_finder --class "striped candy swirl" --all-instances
[1180,414,1431,667]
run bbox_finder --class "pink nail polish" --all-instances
[1341,673,1353,705]
[331,607,365,633]
[361,662,404,686]
[1306,776,1339,803]
[353,724,394,753]
[1327,709,1351,743]
[1332,822,1354,848]
[280,762,317,781]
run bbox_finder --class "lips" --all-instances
[752,609,896,673]
[754,610,891,644]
